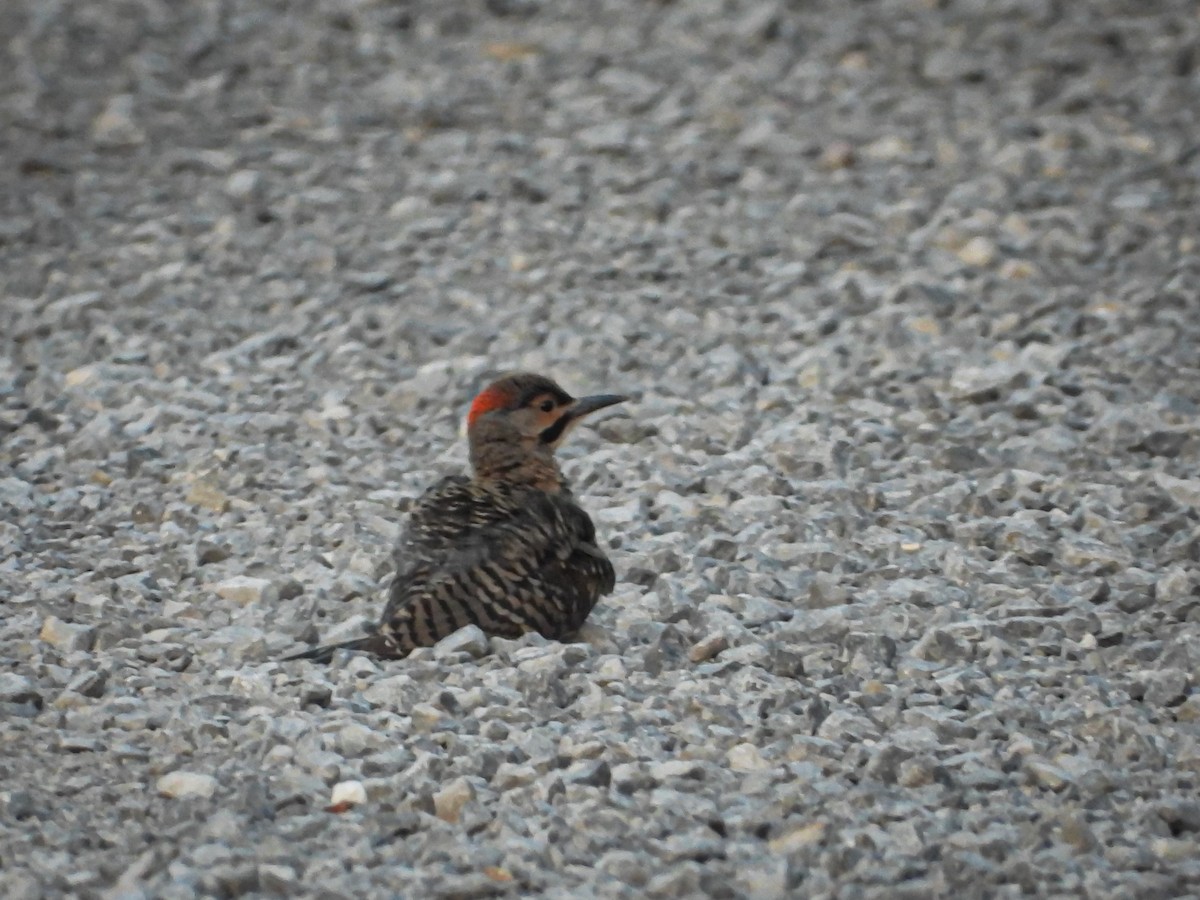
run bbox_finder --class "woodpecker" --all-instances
[285,372,627,662]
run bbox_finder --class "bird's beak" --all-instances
[563,393,628,423]
[539,393,627,445]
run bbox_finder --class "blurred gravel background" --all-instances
[2,0,1199,897]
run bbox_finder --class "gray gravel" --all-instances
[3,0,1199,897]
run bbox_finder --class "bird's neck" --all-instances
[469,436,565,493]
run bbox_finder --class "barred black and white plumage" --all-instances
[285,373,627,662]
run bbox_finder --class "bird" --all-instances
[284,372,628,662]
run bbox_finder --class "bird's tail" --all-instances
[281,636,377,663]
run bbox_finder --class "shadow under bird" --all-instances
[284,372,628,662]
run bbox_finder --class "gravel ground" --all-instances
[3,0,1200,897]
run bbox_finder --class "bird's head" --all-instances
[466,372,627,489]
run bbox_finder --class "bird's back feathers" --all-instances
[292,475,615,661]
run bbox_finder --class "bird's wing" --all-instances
[376,479,614,650]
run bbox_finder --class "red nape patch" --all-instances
[467,385,512,427]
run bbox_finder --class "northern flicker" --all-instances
[285,372,627,662]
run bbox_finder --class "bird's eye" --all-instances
[539,399,556,413]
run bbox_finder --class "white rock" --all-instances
[956,236,997,267]
[410,703,443,731]
[594,656,627,684]
[434,777,475,823]
[0,672,37,701]
[688,633,729,663]
[258,864,300,894]
[225,170,263,204]
[362,674,416,708]
[728,743,770,772]
[157,771,218,799]
[1156,472,1200,509]
[433,624,490,659]
[92,94,144,146]
[493,763,538,790]
[329,780,367,807]
[209,576,277,605]
[769,821,826,853]
[595,503,639,525]
[862,135,911,160]
[40,616,96,652]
